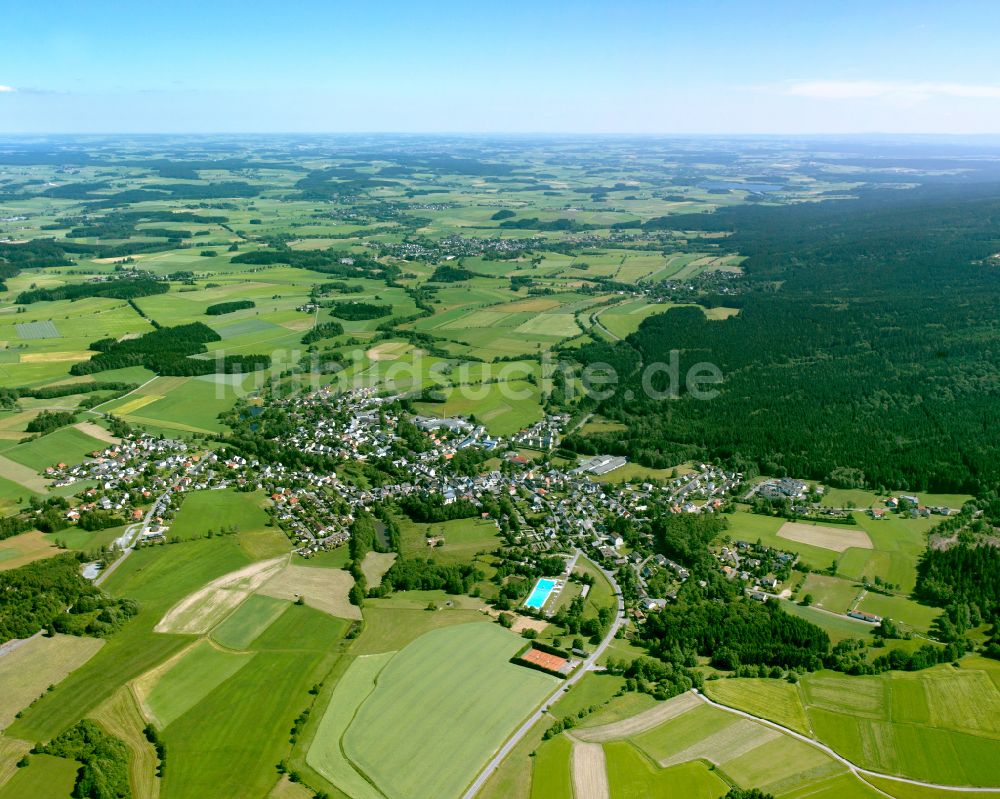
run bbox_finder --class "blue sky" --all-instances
[2,0,1000,134]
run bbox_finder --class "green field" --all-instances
[703,678,812,735]
[210,593,291,650]
[342,623,557,799]
[396,514,500,566]
[168,488,271,540]
[529,735,573,799]
[159,604,346,799]
[801,664,1000,786]
[306,652,397,799]
[0,753,77,799]
[549,672,626,720]
[3,426,107,472]
[142,640,255,727]
[603,741,728,799]
[800,573,865,614]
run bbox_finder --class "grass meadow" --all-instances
[168,488,271,540]
[342,623,556,799]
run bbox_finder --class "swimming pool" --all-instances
[524,578,557,609]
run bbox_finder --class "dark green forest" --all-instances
[70,322,270,376]
[0,555,137,643]
[205,299,255,315]
[566,185,1000,492]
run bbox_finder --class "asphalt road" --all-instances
[461,551,626,799]
[94,489,169,587]
[694,690,1000,794]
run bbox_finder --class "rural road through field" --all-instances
[588,306,621,342]
[462,551,626,799]
[695,690,1000,794]
[94,488,170,586]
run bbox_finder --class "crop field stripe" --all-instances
[88,686,161,799]
[306,653,395,799]
[570,739,609,799]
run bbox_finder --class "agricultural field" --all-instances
[703,677,812,735]
[168,488,271,541]
[536,691,869,799]
[603,741,728,799]
[0,530,61,570]
[0,753,78,799]
[338,623,556,799]
[702,658,1000,787]
[0,634,104,729]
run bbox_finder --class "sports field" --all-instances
[340,623,557,799]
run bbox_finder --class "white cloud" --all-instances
[0,85,16,93]
[783,80,1000,102]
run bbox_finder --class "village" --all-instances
[34,384,958,627]
[33,386,750,614]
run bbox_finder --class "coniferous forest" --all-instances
[566,185,1000,493]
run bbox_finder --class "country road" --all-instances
[94,488,170,587]
[462,551,626,799]
[694,690,1000,794]
[588,306,621,342]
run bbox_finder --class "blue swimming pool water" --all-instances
[525,578,557,609]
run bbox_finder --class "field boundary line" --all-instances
[85,376,160,414]
[336,653,394,799]
[693,689,1000,793]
